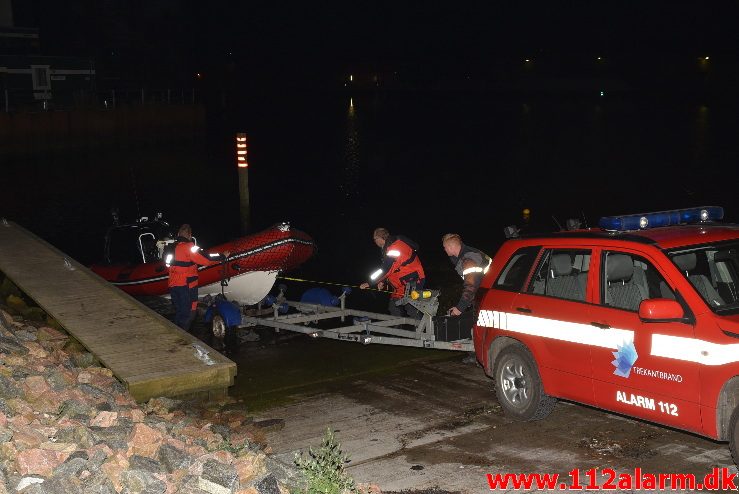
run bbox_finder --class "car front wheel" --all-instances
[729,406,739,466]
[494,343,557,421]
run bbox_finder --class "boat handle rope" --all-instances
[276,276,393,293]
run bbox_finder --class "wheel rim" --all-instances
[212,316,226,339]
[499,355,531,410]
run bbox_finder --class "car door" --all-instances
[508,246,596,403]
[590,247,701,430]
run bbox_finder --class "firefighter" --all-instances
[360,227,426,317]
[442,233,492,316]
[166,224,230,331]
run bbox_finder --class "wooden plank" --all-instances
[0,221,236,401]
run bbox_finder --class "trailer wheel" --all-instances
[729,407,739,466]
[494,343,556,421]
[212,315,226,339]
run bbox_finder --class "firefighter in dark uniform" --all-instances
[166,224,229,331]
[442,233,492,316]
[360,227,426,317]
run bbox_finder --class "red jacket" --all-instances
[167,237,225,288]
[368,235,425,299]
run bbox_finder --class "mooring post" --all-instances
[236,132,250,234]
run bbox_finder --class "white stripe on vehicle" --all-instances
[479,309,739,366]
[477,310,633,349]
[386,250,401,258]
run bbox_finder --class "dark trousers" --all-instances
[388,278,425,319]
[170,285,198,331]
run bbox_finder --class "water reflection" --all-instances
[340,97,360,209]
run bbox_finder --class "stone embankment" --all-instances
[0,292,293,494]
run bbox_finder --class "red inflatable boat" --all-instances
[90,216,316,304]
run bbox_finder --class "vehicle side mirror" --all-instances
[638,298,685,323]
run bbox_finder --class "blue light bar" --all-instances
[599,206,724,231]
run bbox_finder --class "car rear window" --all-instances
[495,246,541,292]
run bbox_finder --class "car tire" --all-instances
[729,406,739,466]
[212,315,226,339]
[494,343,557,421]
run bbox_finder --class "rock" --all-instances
[0,426,11,442]
[70,352,96,368]
[0,400,12,417]
[12,426,46,450]
[13,329,36,342]
[55,425,96,450]
[101,451,129,492]
[89,424,133,449]
[128,423,164,459]
[120,469,167,494]
[90,411,118,428]
[0,376,19,399]
[158,444,192,473]
[52,456,88,478]
[262,457,302,492]
[129,454,164,473]
[0,335,27,355]
[22,375,51,401]
[38,475,83,494]
[199,459,238,494]
[15,447,70,476]
[58,399,94,419]
[146,397,182,416]
[81,470,117,494]
[15,476,45,492]
[5,294,27,314]
[234,454,265,486]
[254,474,280,494]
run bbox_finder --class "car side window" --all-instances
[494,246,540,292]
[526,249,591,302]
[602,251,676,312]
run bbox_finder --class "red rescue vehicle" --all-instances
[474,206,739,463]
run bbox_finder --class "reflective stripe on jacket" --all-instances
[449,244,492,311]
[167,237,224,288]
[369,235,426,299]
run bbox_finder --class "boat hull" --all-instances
[91,225,316,301]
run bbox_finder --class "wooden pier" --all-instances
[0,220,236,402]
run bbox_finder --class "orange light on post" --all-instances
[236,133,248,168]
[237,132,250,233]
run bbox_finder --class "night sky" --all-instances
[11,1,739,88]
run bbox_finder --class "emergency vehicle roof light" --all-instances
[598,206,724,231]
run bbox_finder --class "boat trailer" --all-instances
[223,285,474,352]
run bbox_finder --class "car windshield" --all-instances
[668,242,739,314]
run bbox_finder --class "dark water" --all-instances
[3,91,739,303]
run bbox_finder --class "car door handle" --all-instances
[516,307,532,313]
[590,321,611,329]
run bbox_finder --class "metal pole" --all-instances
[191,88,195,104]
[4,89,8,113]
[167,88,170,104]
[111,89,116,109]
[141,88,145,104]
[236,133,250,234]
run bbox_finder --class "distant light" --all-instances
[597,57,602,60]
[350,97,353,107]
[349,74,353,81]
[600,91,604,97]
[705,56,710,60]
[196,73,202,79]
[524,59,531,62]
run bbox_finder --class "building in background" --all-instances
[0,0,95,111]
